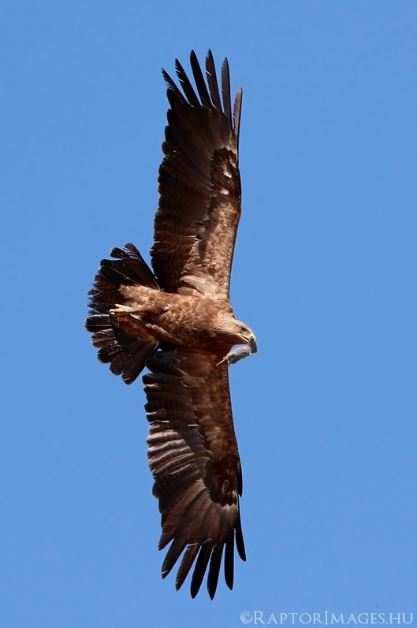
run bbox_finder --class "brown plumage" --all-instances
[86,50,256,598]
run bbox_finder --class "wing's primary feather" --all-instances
[175,58,200,107]
[233,88,243,151]
[144,347,245,598]
[152,50,243,298]
[205,50,222,112]
[190,49,212,107]
[221,58,233,127]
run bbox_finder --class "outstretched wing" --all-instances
[151,50,243,299]
[143,347,246,598]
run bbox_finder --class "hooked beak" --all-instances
[249,336,257,354]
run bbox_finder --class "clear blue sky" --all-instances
[2,1,417,626]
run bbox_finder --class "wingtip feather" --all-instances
[221,57,232,126]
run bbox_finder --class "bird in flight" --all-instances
[86,50,257,598]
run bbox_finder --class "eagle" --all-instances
[86,50,257,598]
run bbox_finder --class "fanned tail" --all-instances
[86,243,159,384]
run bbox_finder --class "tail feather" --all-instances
[86,243,158,384]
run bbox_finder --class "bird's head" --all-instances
[235,320,258,353]
[218,319,257,366]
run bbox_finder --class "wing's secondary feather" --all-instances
[143,347,245,598]
[152,50,243,298]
